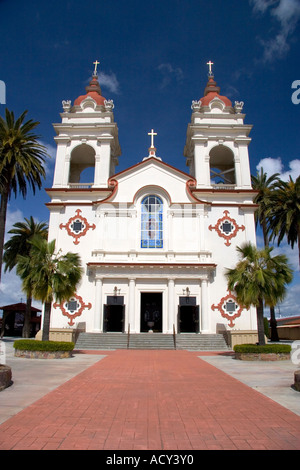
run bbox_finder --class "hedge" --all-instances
[233,343,291,354]
[13,340,75,352]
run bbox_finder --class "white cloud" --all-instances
[276,281,300,316]
[157,63,184,89]
[250,0,300,62]
[250,0,277,13]
[98,71,120,95]
[4,206,24,243]
[39,140,56,186]
[256,157,300,181]
[0,267,24,307]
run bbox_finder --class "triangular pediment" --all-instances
[108,157,195,204]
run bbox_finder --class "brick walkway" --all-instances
[0,350,300,450]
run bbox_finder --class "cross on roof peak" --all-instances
[148,129,157,149]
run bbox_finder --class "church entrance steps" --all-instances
[75,332,229,351]
[175,333,229,351]
[75,333,128,350]
[129,334,174,350]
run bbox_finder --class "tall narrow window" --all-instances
[141,195,163,248]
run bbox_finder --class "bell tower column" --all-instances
[52,62,121,189]
[184,63,252,190]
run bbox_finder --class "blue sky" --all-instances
[0,0,299,316]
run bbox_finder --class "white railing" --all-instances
[211,184,236,190]
[68,183,93,189]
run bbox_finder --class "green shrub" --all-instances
[233,343,291,354]
[13,340,74,352]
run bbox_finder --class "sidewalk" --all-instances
[0,338,300,450]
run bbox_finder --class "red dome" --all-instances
[200,76,232,107]
[74,74,106,106]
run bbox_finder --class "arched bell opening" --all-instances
[209,145,236,185]
[68,144,95,187]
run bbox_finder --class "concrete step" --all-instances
[75,333,128,350]
[176,334,229,351]
[75,332,229,351]
[129,334,174,349]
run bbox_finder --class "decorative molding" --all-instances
[234,101,244,113]
[59,209,96,244]
[191,100,202,111]
[209,210,245,246]
[211,291,246,328]
[54,293,92,326]
[104,99,114,110]
[62,100,71,112]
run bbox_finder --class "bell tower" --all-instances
[52,61,121,189]
[184,62,252,189]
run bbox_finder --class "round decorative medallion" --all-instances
[209,210,245,246]
[59,209,96,244]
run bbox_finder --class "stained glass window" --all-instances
[141,195,163,248]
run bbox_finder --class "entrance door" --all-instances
[103,305,125,332]
[178,297,199,333]
[140,292,162,333]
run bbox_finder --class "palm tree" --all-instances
[0,109,48,283]
[251,168,281,341]
[267,175,300,268]
[2,216,48,338]
[225,243,293,345]
[16,237,82,341]
[251,167,280,245]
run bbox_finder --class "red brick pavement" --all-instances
[0,350,300,450]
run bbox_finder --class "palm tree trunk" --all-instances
[257,299,266,345]
[42,302,51,342]
[262,216,279,342]
[23,296,32,338]
[0,311,8,338]
[0,186,10,284]
[269,306,279,342]
[298,223,300,269]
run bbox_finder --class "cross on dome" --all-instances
[93,60,100,75]
[207,60,214,76]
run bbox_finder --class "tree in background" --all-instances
[226,243,293,345]
[267,175,300,268]
[0,109,48,283]
[17,237,82,341]
[252,168,281,341]
[2,216,48,337]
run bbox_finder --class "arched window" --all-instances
[209,145,236,185]
[69,144,95,187]
[141,195,163,248]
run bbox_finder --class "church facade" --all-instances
[46,65,258,337]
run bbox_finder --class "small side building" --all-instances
[0,303,41,337]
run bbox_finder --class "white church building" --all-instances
[45,63,258,342]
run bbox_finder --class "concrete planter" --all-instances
[0,364,12,391]
[14,349,73,359]
[235,352,290,361]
